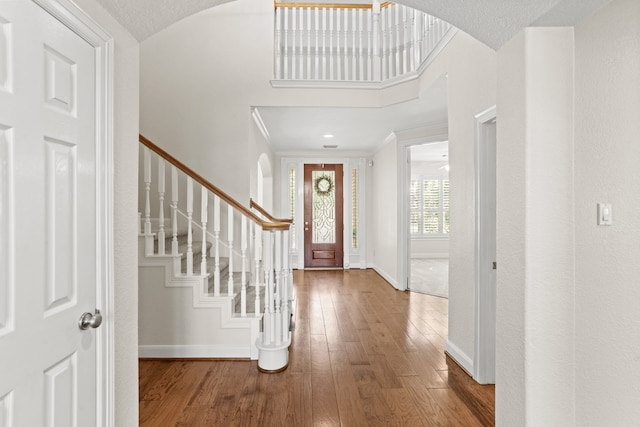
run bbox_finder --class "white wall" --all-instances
[445,32,497,370]
[72,0,140,425]
[574,0,640,424]
[497,27,576,426]
[371,138,399,285]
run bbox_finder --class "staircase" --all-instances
[138,135,293,371]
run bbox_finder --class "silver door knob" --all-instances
[78,309,103,330]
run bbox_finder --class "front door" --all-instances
[0,1,102,425]
[304,164,343,268]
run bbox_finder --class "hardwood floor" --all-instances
[139,269,495,426]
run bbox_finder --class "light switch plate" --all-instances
[597,203,612,226]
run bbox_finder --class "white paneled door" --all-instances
[0,1,105,426]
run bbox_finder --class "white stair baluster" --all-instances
[299,7,304,79]
[352,9,357,81]
[157,158,165,255]
[322,7,327,80]
[282,228,290,338]
[336,8,341,80]
[306,7,311,80]
[186,177,193,276]
[274,230,282,345]
[263,230,272,345]
[143,147,154,256]
[227,205,234,296]
[200,187,208,276]
[283,7,289,79]
[241,215,247,316]
[213,196,220,296]
[291,7,297,79]
[329,9,334,80]
[171,167,180,273]
[254,223,262,316]
[358,9,364,81]
[314,7,319,80]
[275,7,282,79]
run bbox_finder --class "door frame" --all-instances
[397,130,448,292]
[33,0,115,423]
[473,106,497,384]
[280,157,366,270]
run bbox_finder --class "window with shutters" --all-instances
[410,177,450,237]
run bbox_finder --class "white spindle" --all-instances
[200,187,208,276]
[314,7,319,80]
[353,9,358,81]
[329,9,334,80]
[227,205,234,296]
[299,7,304,79]
[394,6,400,77]
[306,7,312,80]
[322,8,327,80]
[275,7,282,79]
[171,167,180,273]
[370,8,376,81]
[282,228,290,339]
[186,178,194,276]
[274,230,282,345]
[241,216,247,316]
[263,230,273,345]
[336,8,342,80]
[157,158,165,255]
[291,7,297,79]
[143,147,151,235]
[213,196,221,296]
[358,9,364,81]
[283,7,289,79]
[254,224,262,316]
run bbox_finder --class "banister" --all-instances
[274,2,394,9]
[250,198,293,224]
[139,134,290,231]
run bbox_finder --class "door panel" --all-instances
[0,2,98,425]
[304,164,343,268]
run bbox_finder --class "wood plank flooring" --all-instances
[139,269,495,426]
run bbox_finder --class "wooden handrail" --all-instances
[274,2,394,10]
[139,134,290,231]
[250,199,293,224]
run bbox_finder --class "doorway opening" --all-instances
[474,106,497,384]
[407,142,450,297]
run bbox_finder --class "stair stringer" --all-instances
[138,235,261,359]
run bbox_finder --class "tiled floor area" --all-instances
[410,258,449,298]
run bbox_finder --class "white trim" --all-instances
[31,1,115,425]
[445,339,474,375]
[139,345,251,359]
[371,264,399,289]
[473,105,497,384]
[280,156,366,270]
[397,130,449,293]
[251,108,271,145]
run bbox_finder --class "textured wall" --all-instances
[575,0,640,424]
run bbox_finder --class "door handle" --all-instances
[78,309,103,330]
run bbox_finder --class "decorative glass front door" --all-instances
[304,164,343,267]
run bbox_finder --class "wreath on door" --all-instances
[313,174,334,196]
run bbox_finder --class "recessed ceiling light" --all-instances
[323,134,334,139]
[323,144,338,149]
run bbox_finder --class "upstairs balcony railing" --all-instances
[274,1,453,84]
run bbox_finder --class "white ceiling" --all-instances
[254,76,448,154]
[411,141,449,163]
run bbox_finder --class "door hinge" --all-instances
[492,261,497,270]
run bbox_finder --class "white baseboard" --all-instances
[445,340,474,375]
[370,264,400,289]
[139,344,251,359]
